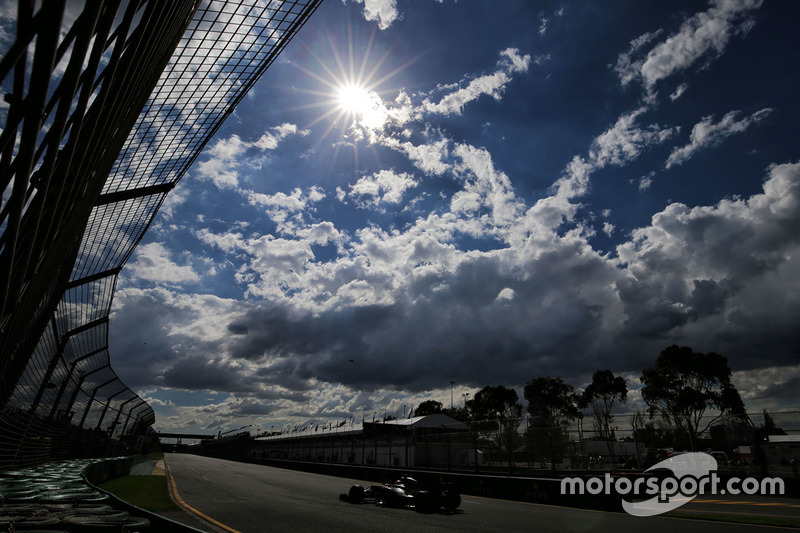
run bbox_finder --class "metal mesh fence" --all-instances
[0,0,322,470]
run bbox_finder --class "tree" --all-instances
[415,400,444,416]
[524,376,580,428]
[468,385,523,471]
[524,377,580,469]
[579,369,627,467]
[640,345,745,450]
[755,408,787,442]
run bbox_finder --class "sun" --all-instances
[336,83,372,115]
[334,82,386,130]
[286,24,420,165]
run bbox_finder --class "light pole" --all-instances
[450,380,455,410]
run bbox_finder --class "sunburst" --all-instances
[286,24,422,170]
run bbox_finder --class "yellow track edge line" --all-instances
[164,456,242,533]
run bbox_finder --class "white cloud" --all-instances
[538,13,549,36]
[348,0,399,30]
[348,170,419,207]
[614,0,763,93]
[127,242,200,284]
[244,186,326,235]
[670,83,688,101]
[496,287,515,301]
[590,108,678,168]
[254,123,309,149]
[635,171,656,191]
[616,161,800,341]
[421,48,531,116]
[157,182,190,221]
[665,108,773,168]
[195,124,306,189]
[613,30,664,87]
[453,143,523,225]
[110,5,799,423]
[382,137,451,175]
[554,108,678,203]
[334,47,532,148]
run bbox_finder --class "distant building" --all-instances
[251,414,480,468]
[762,435,800,466]
[581,439,645,462]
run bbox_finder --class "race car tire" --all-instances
[348,485,365,503]
[441,489,461,511]
[413,491,436,513]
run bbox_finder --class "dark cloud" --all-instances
[104,0,800,432]
[159,355,254,393]
[227,323,249,335]
[112,161,800,402]
[753,376,800,401]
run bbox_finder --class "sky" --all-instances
[87,0,800,435]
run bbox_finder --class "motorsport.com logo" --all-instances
[560,452,784,516]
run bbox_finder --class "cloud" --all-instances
[589,108,678,168]
[670,83,688,101]
[126,242,200,284]
[613,30,664,87]
[115,154,800,433]
[453,143,523,226]
[109,287,245,388]
[134,158,800,412]
[347,169,419,208]
[616,161,800,363]
[554,107,678,202]
[347,0,399,30]
[665,108,773,168]
[334,47,532,148]
[112,10,798,431]
[244,186,326,235]
[635,171,656,191]
[420,48,531,116]
[195,124,307,189]
[614,0,763,93]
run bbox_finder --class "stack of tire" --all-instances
[0,460,150,531]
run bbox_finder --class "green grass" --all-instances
[131,451,164,466]
[100,474,180,513]
[666,510,800,529]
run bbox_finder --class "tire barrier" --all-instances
[0,458,151,532]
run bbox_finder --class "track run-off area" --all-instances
[163,454,798,532]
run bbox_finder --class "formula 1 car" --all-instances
[339,475,461,512]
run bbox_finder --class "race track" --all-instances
[164,454,790,532]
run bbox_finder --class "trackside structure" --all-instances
[250,414,481,469]
[0,0,321,470]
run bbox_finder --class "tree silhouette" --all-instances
[641,345,745,450]
[469,385,523,471]
[579,369,627,467]
[524,377,580,470]
[415,400,444,416]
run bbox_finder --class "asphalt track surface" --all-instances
[164,454,795,532]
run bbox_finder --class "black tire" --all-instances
[62,515,150,530]
[441,489,461,510]
[413,491,437,513]
[347,485,365,503]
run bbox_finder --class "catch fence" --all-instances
[0,0,321,470]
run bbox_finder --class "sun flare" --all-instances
[291,28,416,149]
[336,83,373,115]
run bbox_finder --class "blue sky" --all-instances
[96,0,800,434]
